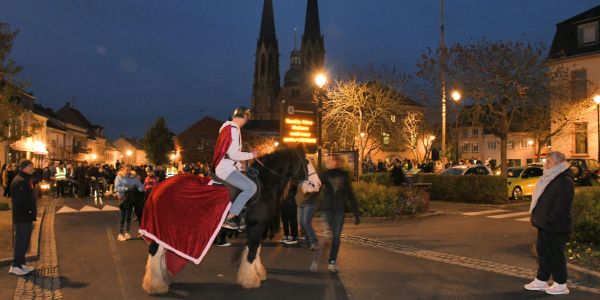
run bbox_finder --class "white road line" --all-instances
[56,206,78,214]
[515,217,530,222]
[487,211,530,219]
[462,209,509,216]
[79,205,101,212]
[106,228,131,300]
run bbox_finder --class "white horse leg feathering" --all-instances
[237,246,262,289]
[142,244,171,294]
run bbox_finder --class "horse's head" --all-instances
[253,147,311,185]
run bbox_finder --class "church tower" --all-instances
[251,0,281,120]
[300,0,325,74]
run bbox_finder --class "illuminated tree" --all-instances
[0,22,39,143]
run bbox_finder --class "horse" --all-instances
[141,148,319,293]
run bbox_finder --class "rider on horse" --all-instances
[212,107,258,230]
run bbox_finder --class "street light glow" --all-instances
[315,73,327,88]
[527,140,534,146]
[126,150,133,156]
[594,94,600,105]
[429,135,436,141]
[274,141,279,147]
[360,132,365,138]
[451,90,462,102]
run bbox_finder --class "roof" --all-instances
[121,136,143,149]
[55,102,94,129]
[178,116,223,137]
[549,4,600,59]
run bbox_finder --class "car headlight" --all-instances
[40,183,50,190]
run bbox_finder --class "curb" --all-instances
[568,263,600,283]
[0,207,46,267]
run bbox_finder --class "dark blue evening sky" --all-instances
[0,0,598,139]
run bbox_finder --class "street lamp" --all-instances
[315,72,328,170]
[594,94,600,161]
[126,150,133,156]
[274,141,279,147]
[451,90,462,102]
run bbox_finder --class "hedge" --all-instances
[359,173,391,186]
[413,174,507,204]
[572,187,600,245]
[352,181,426,218]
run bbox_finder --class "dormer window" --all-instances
[578,21,599,47]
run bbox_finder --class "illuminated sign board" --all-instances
[280,103,317,151]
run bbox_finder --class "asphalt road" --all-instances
[49,198,598,300]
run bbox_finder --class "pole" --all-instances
[317,90,323,170]
[440,0,447,167]
[597,104,600,161]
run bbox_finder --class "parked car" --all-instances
[507,166,543,200]
[568,158,600,186]
[439,165,493,176]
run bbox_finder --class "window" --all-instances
[382,132,390,145]
[524,167,543,178]
[291,89,300,97]
[508,140,514,149]
[390,115,396,123]
[472,143,479,153]
[472,128,479,137]
[508,159,521,167]
[570,69,587,101]
[462,143,470,153]
[575,123,588,154]
[578,22,599,47]
[487,141,497,150]
[462,130,468,138]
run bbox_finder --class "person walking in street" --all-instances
[8,159,37,276]
[524,151,574,295]
[319,154,360,273]
[280,182,299,245]
[298,158,321,250]
[114,165,144,241]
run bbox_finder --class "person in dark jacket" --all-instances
[8,159,37,276]
[390,159,406,186]
[319,154,360,273]
[279,183,299,245]
[75,162,89,198]
[524,151,573,295]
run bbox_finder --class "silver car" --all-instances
[440,165,493,176]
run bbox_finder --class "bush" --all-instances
[352,181,426,218]
[0,202,8,211]
[572,187,600,245]
[414,174,507,204]
[359,173,391,186]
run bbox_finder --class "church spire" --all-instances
[259,0,277,46]
[251,0,281,121]
[303,0,322,42]
[301,0,325,73]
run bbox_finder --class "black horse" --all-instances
[141,147,314,293]
[237,147,311,288]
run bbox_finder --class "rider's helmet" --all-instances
[232,107,252,119]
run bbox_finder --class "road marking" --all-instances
[102,205,120,211]
[462,209,508,216]
[79,205,101,212]
[56,206,78,214]
[106,228,132,300]
[516,217,530,222]
[487,211,530,219]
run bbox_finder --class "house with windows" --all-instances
[451,126,541,167]
[113,136,147,166]
[548,4,600,160]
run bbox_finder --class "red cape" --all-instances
[211,124,233,172]
[140,173,231,275]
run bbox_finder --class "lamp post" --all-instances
[451,90,462,164]
[440,0,447,166]
[315,73,328,170]
[594,95,600,161]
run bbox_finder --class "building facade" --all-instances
[113,136,148,166]
[548,5,600,160]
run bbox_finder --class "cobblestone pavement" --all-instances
[13,198,62,300]
[315,228,600,295]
